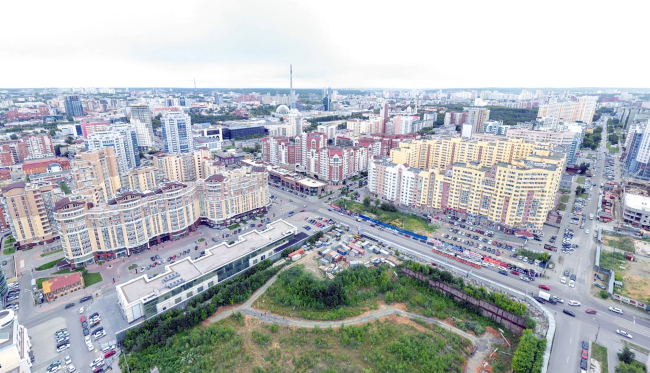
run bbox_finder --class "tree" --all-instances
[65,137,74,145]
[374,198,381,207]
[363,196,371,207]
[579,162,589,174]
[618,346,635,365]
[615,362,647,373]
[9,134,18,140]
[48,129,57,137]
[575,186,585,196]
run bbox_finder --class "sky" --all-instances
[1,0,649,89]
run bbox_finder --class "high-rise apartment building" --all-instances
[153,153,196,182]
[72,148,121,204]
[536,96,597,125]
[129,103,155,149]
[0,310,33,373]
[162,111,193,154]
[2,182,61,248]
[624,120,650,180]
[24,135,55,159]
[64,95,84,117]
[86,125,140,175]
[124,167,160,191]
[464,107,490,133]
[54,166,270,267]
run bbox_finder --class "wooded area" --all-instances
[486,107,538,126]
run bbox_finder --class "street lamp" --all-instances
[593,317,600,342]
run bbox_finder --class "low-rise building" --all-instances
[622,193,650,228]
[22,158,71,175]
[116,219,297,322]
[42,272,84,302]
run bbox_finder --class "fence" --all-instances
[360,232,555,373]
[402,267,527,335]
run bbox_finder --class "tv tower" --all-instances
[290,64,294,109]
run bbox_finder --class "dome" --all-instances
[406,106,413,113]
[276,105,290,114]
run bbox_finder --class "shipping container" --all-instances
[320,258,329,266]
[288,248,305,259]
[291,254,302,261]
[380,249,389,257]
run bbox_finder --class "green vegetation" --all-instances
[36,277,53,290]
[40,249,63,257]
[35,257,64,271]
[337,199,437,236]
[259,262,527,323]
[227,223,240,230]
[128,264,138,270]
[582,126,603,150]
[608,141,620,154]
[58,182,71,195]
[198,238,205,242]
[83,272,103,287]
[122,260,283,353]
[3,248,15,255]
[615,361,648,373]
[121,313,471,373]
[592,343,609,373]
[511,329,546,373]
[599,290,609,299]
[599,251,627,271]
[560,195,570,203]
[557,203,566,211]
[517,249,551,263]
[576,176,585,185]
[485,107,538,126]
[3,236,16,254]
[605,235,636,252]
[623,340,650,355]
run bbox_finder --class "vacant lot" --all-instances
[335,199,437,237]
[122,313,471,373]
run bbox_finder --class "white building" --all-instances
[317,123,338,140]
[86,126,140,175]
[0,310,33,373]
[162,111,194,154]
[129,103,155,149]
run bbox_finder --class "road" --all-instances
[269,135,650,373]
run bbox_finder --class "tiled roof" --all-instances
[42,272,83,294]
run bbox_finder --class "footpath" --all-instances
[206,261,510,373]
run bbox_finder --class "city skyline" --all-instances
[2,0,649,89]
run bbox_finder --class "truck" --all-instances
[538,290,556,304]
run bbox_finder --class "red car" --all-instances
[510,270,520,276]
[581,349,588,359]
[538,285,550,291]
[81,316,86,323]
[300,209,306,212]
[585,309,597,314]
[104,349,116,358]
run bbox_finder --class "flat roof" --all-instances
[624,193,650,213]
[298,178,326,187]
[118,219,296,304]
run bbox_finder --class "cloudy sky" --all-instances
[1,0,648,89]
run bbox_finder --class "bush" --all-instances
[600,290,609,299]
[511,329,546,373]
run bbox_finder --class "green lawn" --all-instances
[3,248,15,255]
[198,238,205,242]
[557,203,566,211]
[560,195,570,203]
[576,176,585,185]
[128,264,138,270]
[40,249,63,257]
[607,142,619,154]
[83,272,103,287]
[335,199,437,237]
[35,257,64,271]
[227,223,240,230]
[36,277,53,290]
[591,343,608,373]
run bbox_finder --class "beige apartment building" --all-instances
[54,166,270,268]
[390,137,550,171]
[124,166,160,191]
[2,182,61,248]
[72,148,121,204]
[154,152,196,182]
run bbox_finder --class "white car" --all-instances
[585,229,590,234]
[78,307,84,314]
[56,343,70,353]
[569,280,575,288]
[90,357,104,368]
[64,355,72,365]
[86,343,94,352]
[67,364,76,372]
[84,336,91,344]
[561,277,567,284]
[568,300,581,306]
[616,330,633,339]
[609,307,623,314]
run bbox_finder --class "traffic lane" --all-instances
[550,314,590,373]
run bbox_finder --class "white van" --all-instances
[589,214,594,220]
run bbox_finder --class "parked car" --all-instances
[80,295,93,303]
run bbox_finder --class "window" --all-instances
[175,297,182,304]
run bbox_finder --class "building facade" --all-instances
[2,183,61,248]
[129,103,155,149]
[162,111,193,154]
[0,310,33,373]
[72,148,121,204]
[622,193,650,228]
[24,135,54,160]
[42,272,85,302]
[64,95,84,117]
[536,96,597,125]
[86,126,140,175]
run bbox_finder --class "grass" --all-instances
[591,343,608,373]
[227,223,240,230]
[560,195,570,203]
[198,238,205,242]
[120,312,472,373]
[576,176,585,185]
[607,142,619,154]
[557,203,566,211]
[604,235,636,252]
[128,264,138,270]
[623,340,650,355]
[335,199,437,237]
[40,249,63,257]
[599,251,627,271]
[58,182,71,195]
[36,277,53,290]
[83,272,103,287]
[3,248,15,255]
[35,257,64,271]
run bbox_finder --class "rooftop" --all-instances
[0,310,15,352]
[624,193,650,212]
[118,219,296,304]
[42,272,83,294]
